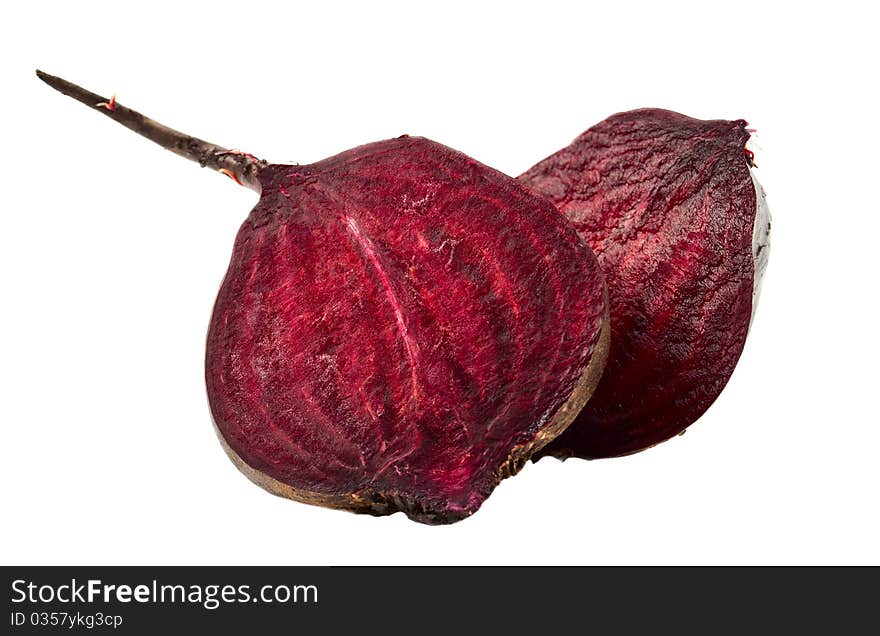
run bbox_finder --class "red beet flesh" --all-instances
[206,137,608,523]
[520,110,758,459]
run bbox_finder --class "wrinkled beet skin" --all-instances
[520,110,755,459]
[206,137,606,523]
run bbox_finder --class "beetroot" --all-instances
[520,109,769,459]
[37,71,609,524]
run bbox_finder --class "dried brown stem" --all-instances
[35,70,265,191]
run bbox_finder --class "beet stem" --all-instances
[35,70,264,191]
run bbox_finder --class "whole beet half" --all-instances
[520,109,770,460]
[37,71,609,524]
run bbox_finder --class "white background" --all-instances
[2,1,878,565]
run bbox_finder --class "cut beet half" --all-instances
[520,109,769,460]
[35,71,609,524]
[206,137,610,524]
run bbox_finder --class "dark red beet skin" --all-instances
[206,137,609,523]
[520,109,760,460]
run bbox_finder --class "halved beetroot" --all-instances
[520,109,769,459]
[35,71,609,524]
[206,137,610,523]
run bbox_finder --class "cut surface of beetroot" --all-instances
[520,109,766,460]
[206,137,609,523]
